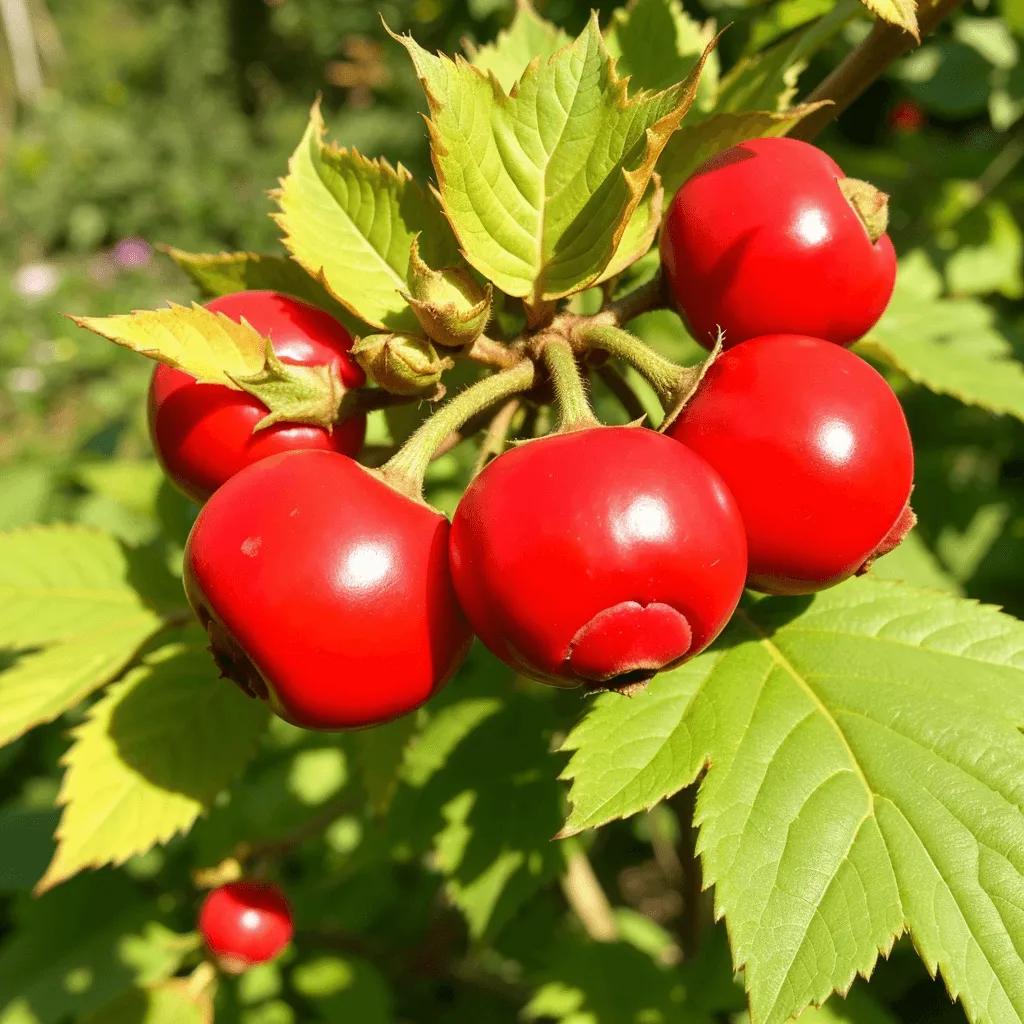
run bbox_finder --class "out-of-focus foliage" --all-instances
[1,0,1023,1021]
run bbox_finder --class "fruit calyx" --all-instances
[838,177,890,244]
[858,501,918,574]
[227,337,348,431]
[403,236,493,348]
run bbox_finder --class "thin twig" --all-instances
[603,271,667,327]
[670,787,703,959]
[560,846,619,942]
[596,363,648,422]
[472,398,521,477]
[789,0,968,141]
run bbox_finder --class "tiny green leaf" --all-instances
[464,0,571,93]
[604,0,719,108]
[274,101,460,333]
[394,16,715,305]
[70,303,266,386]
[858,0,919,40]
[657,104,829,196]
[37,641,267,892]
[560,577,1024,1024]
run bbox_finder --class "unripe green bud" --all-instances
[350,332,451,397]
[402,236,493,348]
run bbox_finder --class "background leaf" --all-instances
[38,641,268,892]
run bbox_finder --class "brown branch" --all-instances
[670,786,703,959]
[789,0,968,142]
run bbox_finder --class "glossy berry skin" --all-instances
[449,427,747,689]
[184,449,472,729]
[669,334,914,595]
[199,881,293,972]
[149,291,366,503]
[660,137,897,349]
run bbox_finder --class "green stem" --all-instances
[576,324,691,409]
[380,360,536,500]
[543,337,599,432]
[603,269,667,326]
[472,398,521,477]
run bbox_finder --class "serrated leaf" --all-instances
[594,176,664,285]
[604,0,719,108]
[396,15,714,305]
[657,104,829,197]
[560,577,1024,1024]
[274,101,460,333]
[0,615,163,749]
[0,526,164,650]
[70,303,266,387]
[858,0,918,39]
[37,642,267,892]
[160,247,361,330]
[465,0,571,93]
[858,282,1024,423]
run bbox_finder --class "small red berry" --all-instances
[660,137,897,349]
[449,427,747,690]
[889,98,926,133]
[669,334,914,595]
[199,881,293,973]
[184,448,472,729]
[149,291,366,503]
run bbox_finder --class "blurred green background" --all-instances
[0,2,1023,1022]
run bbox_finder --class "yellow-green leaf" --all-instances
[70,303,266,387]
[395,15,715,305]
[594,176,664,285]
[859,0,919,39]
[274,101,460,333]
[37,642,267,892]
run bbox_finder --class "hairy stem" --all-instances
[560,846,619,941]
[603,270,668,326]
[790,0,968,142]
[380,360,536,500]
[464,334,523,369]
[543,337,599,432]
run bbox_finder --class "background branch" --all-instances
[790,0,967,142]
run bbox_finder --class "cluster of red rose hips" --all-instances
[173,136,913,972]
[150,137,911,731]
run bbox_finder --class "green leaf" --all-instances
[389,680,567,940]
[858,0,918,40]
[81,985,209,1024]
[0,465,54,531]
[353,714,419,815]
[291,956,393,1024]
[273,101,460,333]
[604,0,719,109]
[395,15,714,305]
[796,985,900,1024]
[0,615,163,750]
[70,303,267,387]
[0,807,59,892]
[712,3,855,117]
[159,246,361,330]
[465,0,571,93]
[858,280,1024,423]
[0,526,163,650]
[560,577,1024,1024]
[594,176,664,285]
[657,104,829,197]
[37,641,267,892]
[0,874,188,1024]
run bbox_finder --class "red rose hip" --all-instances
[149,290,366,503]
[669,334,914,595]
[184,449,472,729]
[449,427,747,689]
[660,137,897,349]
[199,881,293,973]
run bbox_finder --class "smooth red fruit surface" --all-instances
[669,334,914,595]
[449,427,747,689]
[199,881,293,972]
[149,290,366,503]
[184,449,472,729]
[660,137,897,349]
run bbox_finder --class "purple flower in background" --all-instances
[113,237,152,268]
